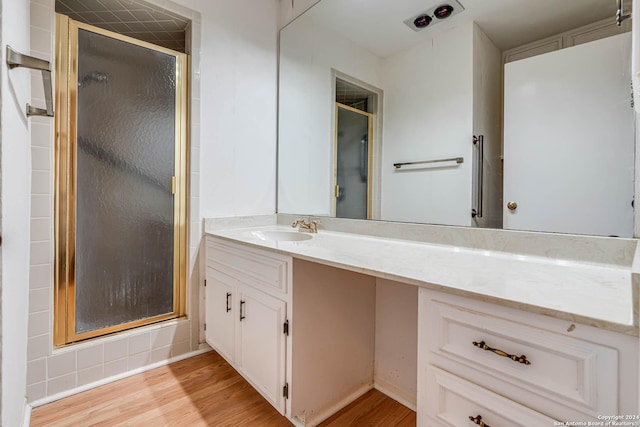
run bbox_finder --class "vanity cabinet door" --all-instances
[205,267,237,364]
[237,283,287,415]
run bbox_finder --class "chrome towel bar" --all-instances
[6,46,54,117]
[393,156,463,169]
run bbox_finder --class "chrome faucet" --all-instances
[292,218,320,233]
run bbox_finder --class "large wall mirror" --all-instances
[277,0,635,237]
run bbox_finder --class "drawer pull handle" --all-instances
[226,293,231,312]
[472,340,531,365]
[469,415,490,427]
[240,300,246,321]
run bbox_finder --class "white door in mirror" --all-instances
[503,33,634,237]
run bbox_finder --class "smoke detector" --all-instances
[404,0,465,32]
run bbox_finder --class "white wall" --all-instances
[279,0,320,29]
[1,0,31,424]
[199,0,279,218]
[278,14,383,216]
[380,23,474,226]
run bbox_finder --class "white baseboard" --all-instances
[291,383,373,427]
[374,380,417,411]
[30,348,211,408]
[23,399,31,427]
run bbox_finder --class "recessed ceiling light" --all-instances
[434,5,454,19]
[413,14,432,29]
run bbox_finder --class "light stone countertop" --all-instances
[206,221,639,336]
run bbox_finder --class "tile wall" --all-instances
[26,0,204,404]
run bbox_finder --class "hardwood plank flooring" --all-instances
[30,351,415,426]
[318,389,416,427]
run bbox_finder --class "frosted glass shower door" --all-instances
[55,15,188,345]
[334,103,373,219]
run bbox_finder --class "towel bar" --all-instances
[6,45,54,117]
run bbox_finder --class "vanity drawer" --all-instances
[206,237,291,296]
[420,366,557,427]
[420,289,618,417]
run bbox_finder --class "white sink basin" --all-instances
[249,230,313,242]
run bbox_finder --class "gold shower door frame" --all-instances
[54,14,189,346]
[333,102,374,219]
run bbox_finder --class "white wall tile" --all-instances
[78,344,104,370]
[191,147,200,173]
[30,241,51,265]
[30,27,52,55]
[190,94,200,125]
[27,358,46,385]
[78,365,104,387]
[150,346,171,363]
[30,217,51,242]
[47,373,77,395]
[175,320,190,342]
[29,264,51,290]
[128,352,150,370]
[27,382,47,402]
[190,197,200,221]
[30,194,51,218]
[128,333,150,355]
[31,170,50,194]
[31,122,52,148]
[190,123,200,148]
[47,351,76,378]
[31,146,50,171]
[150,325,176,349]
[104,338,128,362]
[190,220,202,248]
[28,334,50,361]
[28,311,49,337]
[104,358,128,378]
[29,288,50,313]
[30,2,52,31]
[170,340,190,357]
[190,171,200,196]
[30,70,45,102]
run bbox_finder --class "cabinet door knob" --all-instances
[226,293,231,312]
[240,300,246,321]
[507,201,518,211]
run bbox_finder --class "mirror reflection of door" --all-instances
[334,103,373,219]
[503,32,634,237]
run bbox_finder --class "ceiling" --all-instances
[300,0,620,58]
[55,0,190,52]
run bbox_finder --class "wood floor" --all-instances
[30,351,416,427]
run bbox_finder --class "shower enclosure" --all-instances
[334,103,373,220]
[54,14,188,345]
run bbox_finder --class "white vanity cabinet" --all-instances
[205,237,292,415]
[418,288,639,426]
[205,268,237,364]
